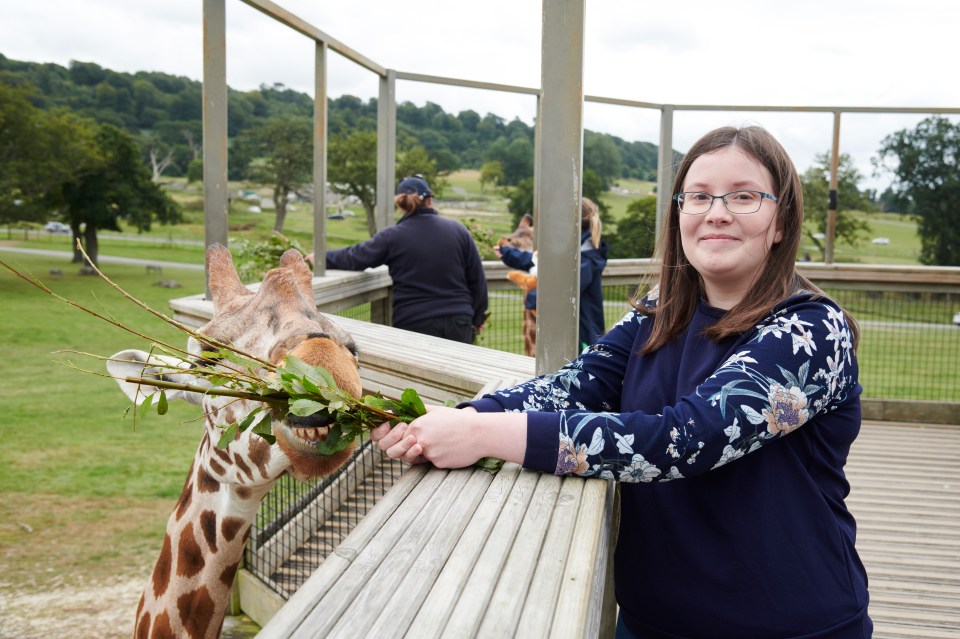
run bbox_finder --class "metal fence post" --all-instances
[202,0,229,298]
[312,40,328,276]
[826,111,841,264]
[535,0,585,374]
[656,105,674,247]
[376,70,397,233]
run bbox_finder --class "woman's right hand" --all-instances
[370,421,427,465]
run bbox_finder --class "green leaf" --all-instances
[251,419,276,444]
[217,423,239,449]
[475,457,505,475]
[401,387,426,416]
[363,395,394,411]
[139,393,155,420]
[157,390,168,415]
[282,355,336,389]
[315,424,355,455]
[289,399,327,417]
[236,407,265,431]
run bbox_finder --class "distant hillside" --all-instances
[0,54,670,183]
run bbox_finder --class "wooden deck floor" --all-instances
[845,420,960,638]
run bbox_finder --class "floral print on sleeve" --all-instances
[487,300,858,483]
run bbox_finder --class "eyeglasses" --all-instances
[672,190,779,215]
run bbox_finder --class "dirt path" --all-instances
[0,577,141,638]
[0,578,258,638]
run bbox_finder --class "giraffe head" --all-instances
[109,244,363,489]
[496,213,534,252]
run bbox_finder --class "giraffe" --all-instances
[108,245,363,639]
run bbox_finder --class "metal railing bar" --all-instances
[395,71,541,96]
[239,0,386,75]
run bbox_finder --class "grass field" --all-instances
[0,169,946,635]
[0,254,207,636]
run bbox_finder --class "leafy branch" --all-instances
[1,244,503,473]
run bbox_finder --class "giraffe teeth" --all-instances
[293,427,324,442]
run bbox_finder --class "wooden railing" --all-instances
[170,277,618,638]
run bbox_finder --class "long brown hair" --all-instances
[634,125,859,353]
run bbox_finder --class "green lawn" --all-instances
[0,253,206,590]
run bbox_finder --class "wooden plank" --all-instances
[515,479,584,635]
[256,463,430,638]
[441,469,542,636]
[845,420,960,638]
[363,467,498,638]
[290,468,450,638]
[476,473,563,637]
[405,463,524,638]
[551,478,613,639]
[325,468,480,639]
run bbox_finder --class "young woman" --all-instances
[325,174,488,344]
[372,126,871,638]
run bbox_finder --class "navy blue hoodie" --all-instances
[325,208,488,329]
[467,293,871,638]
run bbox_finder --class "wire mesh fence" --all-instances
[244,438,405,598]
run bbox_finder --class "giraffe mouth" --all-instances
[286,413,335,444]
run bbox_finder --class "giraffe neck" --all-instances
[135,442,272,639]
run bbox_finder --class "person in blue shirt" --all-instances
[372,126,872,638]
[324,174,488,344]
[495,197,610,351]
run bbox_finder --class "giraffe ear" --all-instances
[206,243,251,310]
[107,350,205,406]
[279,249,315,302]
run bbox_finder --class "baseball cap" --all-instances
[396,174,433,198]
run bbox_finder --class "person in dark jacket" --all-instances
[495,197,609,351]
[325,174,488,344]
[372,127,871,638]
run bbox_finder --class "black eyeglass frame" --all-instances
[672,190,779,215]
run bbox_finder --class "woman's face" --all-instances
[678,146,783,309]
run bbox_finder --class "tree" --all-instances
[485,136,533,186]
[800,152,873,259]
[328,129,442,236]
[479,161,504,192]
[608,196,657,258]
[58,123,181,267]
[506,170,610,229]
[0,83,101,228]
[238,116,313,232]
[140,132,175,182]
[582,168,612,226]
[584,131,622,188]
[876,116,960,266]
[328,130,378,235]
[507,178,534,225]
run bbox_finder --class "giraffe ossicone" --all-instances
[108,244,362,639]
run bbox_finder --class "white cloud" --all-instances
[2,0,959,188]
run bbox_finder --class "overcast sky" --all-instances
[3,0,959,190]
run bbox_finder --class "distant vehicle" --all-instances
[44,221,70,234]
[954,312,960,326]
[327,213,345,220]
[812,232,826,240]
[872,237,890,245]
